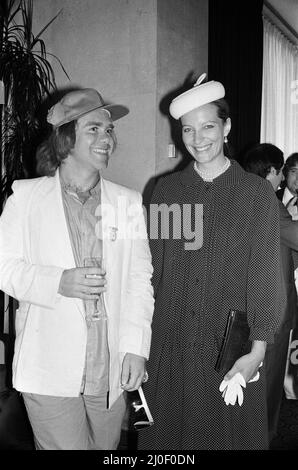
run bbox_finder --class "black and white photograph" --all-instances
[0,0,297,459]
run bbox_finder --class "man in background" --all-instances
[243,143,298,443]
[276,152,298,400]
[277,153,298,214]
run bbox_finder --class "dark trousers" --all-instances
[265,328,291,442]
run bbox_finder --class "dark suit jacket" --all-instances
[278,199,298,331]
[276,187,285,202]
[265,197,298,441]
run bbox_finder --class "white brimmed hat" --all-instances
[169,73,225,120]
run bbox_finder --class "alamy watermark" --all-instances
[94,196,203,251]
[290,339,298,365]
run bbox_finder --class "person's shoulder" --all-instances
[102,177,141,201]
[153,169,185,193]
[239,166,274,194]
[234,162,277,203]
[236,162,264,187]
[12,175,50,193]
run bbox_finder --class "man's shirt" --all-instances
[60,174,109,397]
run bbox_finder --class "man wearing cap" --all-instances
[0,88,154,450]
[139,75,284,450]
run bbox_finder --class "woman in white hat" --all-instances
[138,75,285,450]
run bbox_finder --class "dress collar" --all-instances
[180,159,244,188]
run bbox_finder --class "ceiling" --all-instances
[266,0,298,35]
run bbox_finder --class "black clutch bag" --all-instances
[215,309,251,375]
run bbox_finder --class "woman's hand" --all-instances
[224,340,266,383]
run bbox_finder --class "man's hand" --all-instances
[121,353,146,391]
[58,267,106,299]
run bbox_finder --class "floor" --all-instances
[0,364,138,451]
[270,393,298,450]
[0,365,35,450]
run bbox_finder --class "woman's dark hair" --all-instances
[212,98,230,123]
[36,121,76,176]
[212,98,231,156]
[242,143,284,178]
[283,153,298,179]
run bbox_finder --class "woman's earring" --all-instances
[224,136,228,144]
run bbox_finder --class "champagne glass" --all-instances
[83,256,106,321]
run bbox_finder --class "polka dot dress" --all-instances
[138,160,284,450]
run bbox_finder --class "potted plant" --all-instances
[0,0,69,209]
[0,0,69,387]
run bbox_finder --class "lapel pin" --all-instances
[109,226,118,241]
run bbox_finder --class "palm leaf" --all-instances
[44,52,71,80]
[0,0,69,212]
[2,0,21,26]
[31,9,63,48]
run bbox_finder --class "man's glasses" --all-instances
[126,386,154,431]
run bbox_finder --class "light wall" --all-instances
[156,0,208,177]
[33,0,208,194]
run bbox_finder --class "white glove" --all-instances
[219,372,246,406]
[219,363,263,406]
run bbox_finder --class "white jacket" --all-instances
[0,171,154,406]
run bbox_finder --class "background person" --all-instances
[242,143,298,442]
[277,152,298,401]
[277,153,298,215]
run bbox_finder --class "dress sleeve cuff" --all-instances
[249,327,275,344]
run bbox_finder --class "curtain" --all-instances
[208,0,264,159]
[261,16,298,158]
